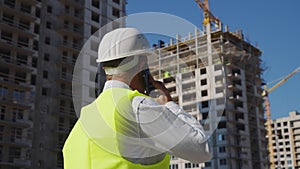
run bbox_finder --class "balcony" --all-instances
[185,108,198,115]
[21,0,39,5]
[0,118,32,128]
[0,74,32,91]
[158,47,174,57]
[60,89,72,99]
[179,54,197,63]
[182,86,196,94]
[0,95,32,107]
[295,142,300,148]
[228,103,245,114]
[0,36,34,54]
[1,0,15,8]
[0,136,32,148]
[16,119,33,127]
[0,54,33,71]
[56,126,71,134]
[181,75,195,83]
[170,91,178,98]
[165,81,176,88]
[293,122,300,129]
[59,106,77,118]
[227,83,243,91]
[153,74,161,80]
[0,17,35,36]
[61,56,77,67]
[149,62,159,70]
[182,97,197,106]
[60,72,73,81]
[227,72,242,79]
[215,92,225,98]
[237,106,246,113]
[0,1,36,21]
[58,10,83,23]
[59,40,82,52]
[57,24,83,38]
[160,61,177,70]
[214,69,224,76]
[14,138,32,147]
[228,95,243,102]
[180,65,195,74]
[237,118,246,124]
[294,129,300,135]
[58,0,84,8]
[227,115,237,123]
[13,158,31,167]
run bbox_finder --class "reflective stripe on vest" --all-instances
[63,88,170,169]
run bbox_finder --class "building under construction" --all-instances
[0,0,125,168]
[268,111,300,168]
[149,25,268,168]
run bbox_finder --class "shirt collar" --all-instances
[103,80,131,91]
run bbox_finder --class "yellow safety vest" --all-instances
[63,88,170,169]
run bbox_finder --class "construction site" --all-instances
[144,0,267,168]
[149,19,267,169]
[1,0,299,169]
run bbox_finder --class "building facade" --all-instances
[0,0,126,168]
[0,0,38,168]
[150,27,268,169]
[269,111,300,169]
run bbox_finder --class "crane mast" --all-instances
[263,66,300,168]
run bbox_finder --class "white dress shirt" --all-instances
[102,80,211,165]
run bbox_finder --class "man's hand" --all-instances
[154,95,169,105]
[148,74,173,102]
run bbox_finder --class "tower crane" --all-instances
[194,0,220,28]
[193,0,222,66]
[263,66,300,168]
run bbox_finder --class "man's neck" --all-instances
[110,72,146,94]
[111,75,131,86]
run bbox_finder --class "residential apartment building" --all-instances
[0,0,126,168]
[0,0,37,168]
[150,27,268,169]
[269,111,300,169]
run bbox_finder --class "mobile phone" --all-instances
[141,68,155,95]
[95,63,106,97]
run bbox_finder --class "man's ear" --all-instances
[138,58,148,72]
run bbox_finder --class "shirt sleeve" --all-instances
[132,96,211,164]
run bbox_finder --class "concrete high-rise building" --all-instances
[149,27,268,169]
[0,0,38,168]
[31,1,125,168]
[268,111,300,169]
[0,0,126,168]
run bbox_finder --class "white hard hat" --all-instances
[97,28,151,63]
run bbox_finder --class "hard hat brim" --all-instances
[96,49,155,63]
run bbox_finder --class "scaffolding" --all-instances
[149,26,267,169]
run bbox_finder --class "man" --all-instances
[63,28,211,169]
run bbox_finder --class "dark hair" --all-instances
[102,56,136,68]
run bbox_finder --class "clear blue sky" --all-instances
[127,0,300,119]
